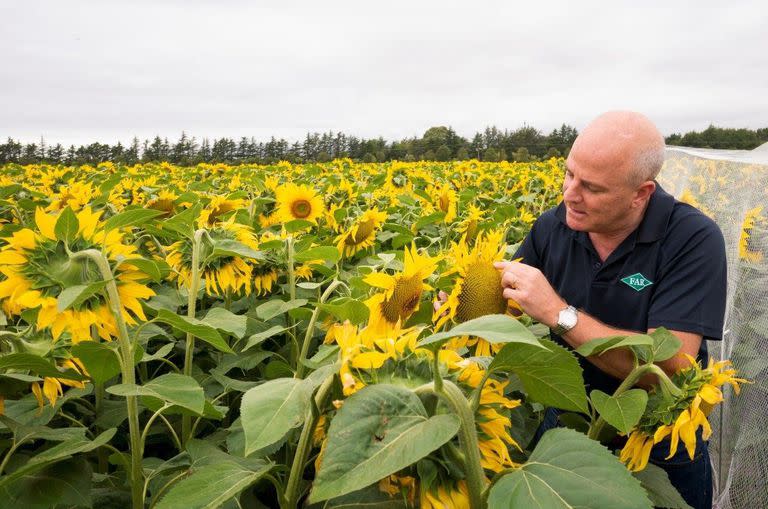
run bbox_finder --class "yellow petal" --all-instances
[35,207,57,240]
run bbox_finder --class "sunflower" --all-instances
[46,180,97,212]
[739,206,763,262]
[431,183,458,223]
[166,218,266,297]
[456,204,484,245]
[198,195,246,227]
[0,207,155,342]
[364,244,440,336]
[146,189,179,218]
[31,357,89,410]
[433,230,518,356]
[274,183,324,224]
[620,355,748,472]
[335,208,388,257]
[420,480,470,509]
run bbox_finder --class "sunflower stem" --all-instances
[69,248,144,509]
[286,235,299,371]
[284,374,334,509]
[417,380,486,509]
[182,229,205,445]
[587,363,679,441]
[295,280,342,379]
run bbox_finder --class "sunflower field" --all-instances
[0,159,745,509]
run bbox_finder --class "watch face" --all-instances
[560,308,578,329]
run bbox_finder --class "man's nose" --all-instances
[563,182,581,202]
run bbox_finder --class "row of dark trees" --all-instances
[1,124,765,166]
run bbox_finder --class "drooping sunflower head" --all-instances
[739,205,763,262]
[430,183,458,223]
[0,207,155,342]
[434,230,512,335]
[166,218,264,297]
[198,195,246,227]
[335,208,388,257]
[146,190,179,219]
[364,244,441,335]
[620,355,748,472]
[274,183,324,224]
[456,203,484,245]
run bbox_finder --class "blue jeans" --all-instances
[533,408,712,509]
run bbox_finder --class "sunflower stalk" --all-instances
[285,235,299,370]
[295,279,342,379]
[416,380,486,509]
[284,374,334,509]
[68,248,144,509]
[182,229,206,445]
[587,362,681,441]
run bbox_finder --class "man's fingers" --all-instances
[502,288,517,300]
[493,261,513,270]
[501,271,519,289]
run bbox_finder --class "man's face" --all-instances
[562,147,640,234]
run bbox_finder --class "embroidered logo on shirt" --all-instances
[620,273,653,292]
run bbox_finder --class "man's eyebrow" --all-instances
[564,165,607,190]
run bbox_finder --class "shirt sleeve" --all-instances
[647,218,727,341]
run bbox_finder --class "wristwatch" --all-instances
[552,305,578,336]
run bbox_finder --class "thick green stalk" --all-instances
[295,280,342,379]
[283,375,334,509]
[70,249,143,509]
[587,363,680,441]
[416,380,486,509]
[285,236,299,370]
[181,229,205,444]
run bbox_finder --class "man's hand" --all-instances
[433,290,449,317]
[493,261,566,327]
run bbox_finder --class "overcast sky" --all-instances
[1,1,766,146]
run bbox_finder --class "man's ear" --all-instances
[632,180,656,208]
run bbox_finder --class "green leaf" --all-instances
[71,341,121,384]
[319,298,369,325]
[243,325,290,351]
[642,327,683,363]
[295,246,340,264]
[575,334,655,357]
[487,428,652,509]
[0,428,116,490]
[0,353,85,381]
[154,309,233,353]
[56,280,109,311]
[140,342,175,363]
[489,338,588,413]
[122,257,167,282]
[162,205,201,238]
[284,219,315,232]
[54,207,79,242]
[0,457,92,509]
[309,384,460,503]
[590,389,648,434]
[633,463,693,509]
[419,314,544,349]
[255,299,308,321]
[203,308,248,339]
[104,208,165,231]
[413,211,445,230]
[107,374,205,415]
[210,239,265,261]
[155,460,273,509]
[240,378,312,456]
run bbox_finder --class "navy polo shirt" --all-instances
[514,184,727,395]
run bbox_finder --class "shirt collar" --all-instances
[554,182,675,244]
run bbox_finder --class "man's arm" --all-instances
[494,260,700,386]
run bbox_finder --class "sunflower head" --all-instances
[198,195,245,227]
[274,183,324,224]
[434,230,513,334]
[364,244,440,335]
[335,208,388,257]
[0,207,155,342]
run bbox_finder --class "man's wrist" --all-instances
[551,302,579,336]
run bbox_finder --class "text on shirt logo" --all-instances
[620,273,654,292]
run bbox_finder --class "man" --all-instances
[494,111,726,509]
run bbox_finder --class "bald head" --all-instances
[572,111,666,186]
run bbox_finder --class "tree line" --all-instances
[1,124,765,166]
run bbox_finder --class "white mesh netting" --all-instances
[659,144,768,509]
